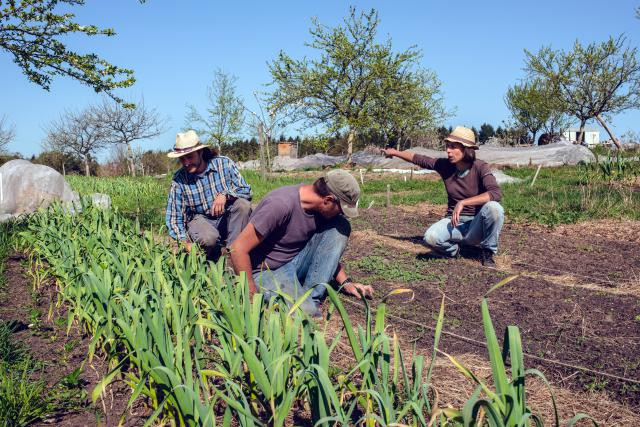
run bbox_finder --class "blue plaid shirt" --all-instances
[165,156,252,241]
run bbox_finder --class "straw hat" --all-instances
[445,126,478,150]
[167,130,208,158]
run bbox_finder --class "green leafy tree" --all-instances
[369,67,449,150]
[505,78,568,144]
[33,150,84,175]
[268,7,439,163]
[185,68,245,153]
[478,123,495,143]
[0,0,140,102]
[525,35,640,148]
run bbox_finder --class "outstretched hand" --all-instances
[380,148,397,158]
[341,281,374,299]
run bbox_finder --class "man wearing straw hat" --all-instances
[229,169,373,316]
[382,126,504,267]
[166,130,252,258]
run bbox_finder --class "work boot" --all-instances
[481,249,496,268]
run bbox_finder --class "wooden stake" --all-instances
[386,184,391,207]
[530,164,542,187]
[359,168,364,185]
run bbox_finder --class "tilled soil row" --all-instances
[0,254,148,426]
[344,207,640,409]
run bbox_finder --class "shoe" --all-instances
[481,249,497,268]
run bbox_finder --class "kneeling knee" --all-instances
[231,198,251,215]
[423,229,443,248]
[330,215,352,238]
[483,201,504,220]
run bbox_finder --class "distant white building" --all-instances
[563,128,600,146]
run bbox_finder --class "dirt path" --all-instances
[0,254,147,426]
[342,207,640,413]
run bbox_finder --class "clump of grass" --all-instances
[353,255,428,283]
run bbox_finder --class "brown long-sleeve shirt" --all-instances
[412,154,502,217]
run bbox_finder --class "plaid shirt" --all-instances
[165,156,252,241]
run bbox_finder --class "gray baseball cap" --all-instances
[325,169,360,218]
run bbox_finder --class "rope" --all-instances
[340,298,640,386]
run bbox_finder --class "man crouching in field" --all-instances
[230,170,372,316]
[165,130,252,259]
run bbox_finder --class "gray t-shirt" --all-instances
[249,185,325,273]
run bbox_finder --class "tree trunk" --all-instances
[531,131,538,146]
[127,143,136,177]
[84,156,90,177]
[258,122,266,181]
[595,114,623,150]
[346,129,355,165]
[576,120,587,145]
[265,135,272,172]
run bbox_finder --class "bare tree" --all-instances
[0,115,16,153]
[185,69,245,152]
[43,108,106,176]
[93,98,166,176]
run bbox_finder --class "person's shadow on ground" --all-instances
[380,233,484,261]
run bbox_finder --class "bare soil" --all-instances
[0,254,148,426]
[342,206,640,417]
[3,204,639,425]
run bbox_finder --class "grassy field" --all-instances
[67,164,640,230]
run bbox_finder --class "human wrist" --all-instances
[340,276,353,286]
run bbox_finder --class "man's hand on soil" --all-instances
[211,194,226,216]
[341,282,374,299]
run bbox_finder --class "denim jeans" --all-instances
[252,215,351,316]
[423,201,504,257]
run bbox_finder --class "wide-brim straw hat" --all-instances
[167,130,208,158]
[445,126,479,150]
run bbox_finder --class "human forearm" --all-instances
[229,250,257,294]
[382,148,415,163]
[459,192,492,208]
[229,224,262,295]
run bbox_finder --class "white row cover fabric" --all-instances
[0,160,79,222]
[238,140,595,171]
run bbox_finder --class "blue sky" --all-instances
[2,0,639,158]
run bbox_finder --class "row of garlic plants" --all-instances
[17,201,442,426]
[17,201,594,426]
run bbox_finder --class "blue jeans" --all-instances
[252,215,351,316]
[423,201,504,257]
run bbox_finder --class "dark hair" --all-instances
[462,147,476,163]
[201,146,219,162]
[312,177,332,197]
